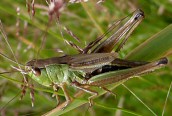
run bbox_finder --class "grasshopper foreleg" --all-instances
[30,84,35,107]
[52,85,60,106]
[20,78,35,107]
[20,77,29,100]
[20,79,27,101]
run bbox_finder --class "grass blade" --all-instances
[126,24,172,61]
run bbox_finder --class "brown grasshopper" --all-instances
[25,9,168,109]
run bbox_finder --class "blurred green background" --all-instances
[0,0,172,116]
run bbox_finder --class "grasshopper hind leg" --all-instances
[52,83,72,109]
[60,83,72,110]
[100,87,117,98]
[91,58,149,76]
[71,81,98,106]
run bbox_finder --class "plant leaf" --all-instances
[126,24,172,61]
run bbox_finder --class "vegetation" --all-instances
[0,0,172,115]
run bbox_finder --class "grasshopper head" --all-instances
[25,66,41,77]
[25,60,52,87]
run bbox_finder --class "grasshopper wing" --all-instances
[26,53,118,73]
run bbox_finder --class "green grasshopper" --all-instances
[24,9,168,109]
[0,9,168,110]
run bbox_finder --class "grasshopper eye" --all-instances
[32,67,41,77]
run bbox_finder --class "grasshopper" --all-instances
[24,9,168,109]
[0,9,168,110]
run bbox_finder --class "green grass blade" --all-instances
[126,24,172,61]
[45,99,88,116]
[95,102,142,116]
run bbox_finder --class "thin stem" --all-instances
[81,2,104,34]
[162,81,172,116]
[122,84,157,116]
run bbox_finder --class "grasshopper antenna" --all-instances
[34,0,58,66]
[0,52,25,67]
[36,0,66,59]
[0,70,24,75]
[55,15,69,53]
[0,52,28,75]
[35,16,52,61]
[0,20,27,82]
